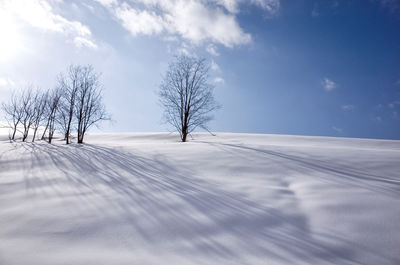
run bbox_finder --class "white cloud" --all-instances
[206,44,220,56]
[73,37,98,49]
[376,0,400,12]
[115,3,165,35]
[177,46,190,55]
[214,77,225,84]
[1,0,97,49]
[210,60,221,71]
[216,0,240,13]
[322,78,336,92]
[95,0,279,49]
[332,126,342,133]
[215,0,279,13]
[388,100,400,109]
[94,0,118,7]
[341,104,354,111]
[0,77,15,87]
[311,3,319,17]
[82,2,96,13]
[170,0,250,47]
[250,0,280,13]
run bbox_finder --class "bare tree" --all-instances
[56,100,69,141]
[31,90,48,142]
[41,87,62,143]
[20,88,36,142]
[75,65,108,144]
[40,89,52,140]
[159,56,220,142]
[57,65,80,144]
[1,90,23,140]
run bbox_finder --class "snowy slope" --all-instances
[0,131,400,264]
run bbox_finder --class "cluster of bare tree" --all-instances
[1,65,108,144]
[2,56,218,144]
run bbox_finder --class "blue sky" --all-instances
[0,0,399,139]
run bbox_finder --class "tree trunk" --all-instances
[41,120,50,140]
[48,125,54,143]
[12,125,17,140]
[32,128,38,142]
[65,130,70,144]
[66,130,70,144]
[77,130,84,144]
[181,124,187,142]
[66,110,73,144]
[181,112,189,142]
[22,125,28,142]
[77,130,82,144]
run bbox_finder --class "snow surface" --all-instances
[0,130,400,264]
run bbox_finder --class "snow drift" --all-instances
[0,131,399,264]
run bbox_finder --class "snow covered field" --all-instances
[0,131,400,264]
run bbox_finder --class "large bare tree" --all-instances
[159,56,220,142]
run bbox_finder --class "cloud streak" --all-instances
[375,0,400,12]
[214,77,225,84]
[388,100,400,109]
[332,126,343,133]
[322,77,336,92]
[341,104,355,111]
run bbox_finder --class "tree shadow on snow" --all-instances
[200,141,400,197]
[2,141,388,264]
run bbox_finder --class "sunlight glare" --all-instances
[0,11,23,63]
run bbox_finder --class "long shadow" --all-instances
[2,141,393,264]
[199,141,400,197]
